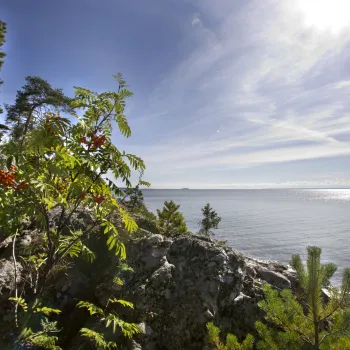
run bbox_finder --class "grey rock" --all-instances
[131,340,143,350]
[147,234,164,245]
[255,265,291,290]
[121,234,294,349]
[0,259,22,295]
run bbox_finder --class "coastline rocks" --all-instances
[122,234,297,349]
[0,210,297,349]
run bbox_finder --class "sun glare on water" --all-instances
[297,0,350,34]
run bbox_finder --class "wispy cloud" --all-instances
[124,0,350,187]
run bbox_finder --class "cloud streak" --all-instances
[125,0,350,188]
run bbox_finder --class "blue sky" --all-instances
[1,0,350,188]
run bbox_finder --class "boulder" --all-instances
[121,234,295,349]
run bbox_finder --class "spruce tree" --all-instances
[199,203,221,237]
[156,200,188,236]
[256,246,350,350]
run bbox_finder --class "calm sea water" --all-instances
[143,189,350,284]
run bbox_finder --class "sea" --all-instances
[143,189,350,285]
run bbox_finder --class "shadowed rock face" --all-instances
[123,234,296,350]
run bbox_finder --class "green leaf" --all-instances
[109,298,134,309]
[34,307,61,316]
[9,297,28,312]
[116,115,131,137]
[77,301,103,316]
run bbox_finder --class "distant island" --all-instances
[181,188,190,190]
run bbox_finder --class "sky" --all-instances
[1,0,350,189]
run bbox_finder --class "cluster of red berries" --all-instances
[91,134,107,148]
[80,132,108,150]
[93,195,106,204]
[0,167,16,187]
[0,165,29,191]
[79,192,106,204]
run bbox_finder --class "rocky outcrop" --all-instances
[120,234,297,350]
[0,210,297,349]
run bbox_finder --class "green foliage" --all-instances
[58,229,96,262]
[77,261,139,349]
[122,186,144,211]
[207,322,254,350]
[80,328,118,349]
[77,301,104,316]
[199,203,221,237]
[9,297,28,312]
[78,296,139,347]
[0,74,145,347]
[156,200,188,236]
[4,76,73,140]
[8,298,63,349]
[0,20,5,86]
[19,318,62,350]
[103,313,139,337]
[109,298,134,309]
[34,307,62,316]
[0,20,7,131]
[256,246,350,349]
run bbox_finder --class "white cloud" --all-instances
[125,0,350,187]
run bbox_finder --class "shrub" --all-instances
[156,200,188,236]
[198,203,221,237]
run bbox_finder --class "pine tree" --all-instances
[156,200,188,236]
[256,246,350,350]
[207,322,254,350]
[125,186,144,211]
[0,20,6,88]
[199,203,221,237]
[5,76,73,140]
[0,20,7,134]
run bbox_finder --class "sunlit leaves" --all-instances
[207,322,254,350]
[102,313,139,337]
[109,298,134,309]
[1,74,147,348]
[79,299,139,349]
[116,115,131,137]
[19,318,62,350]
[77,301,104,316]
[119,207,138,233]
[80,328,118,349]
[9,297,28,312]
[34,307,61,316]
